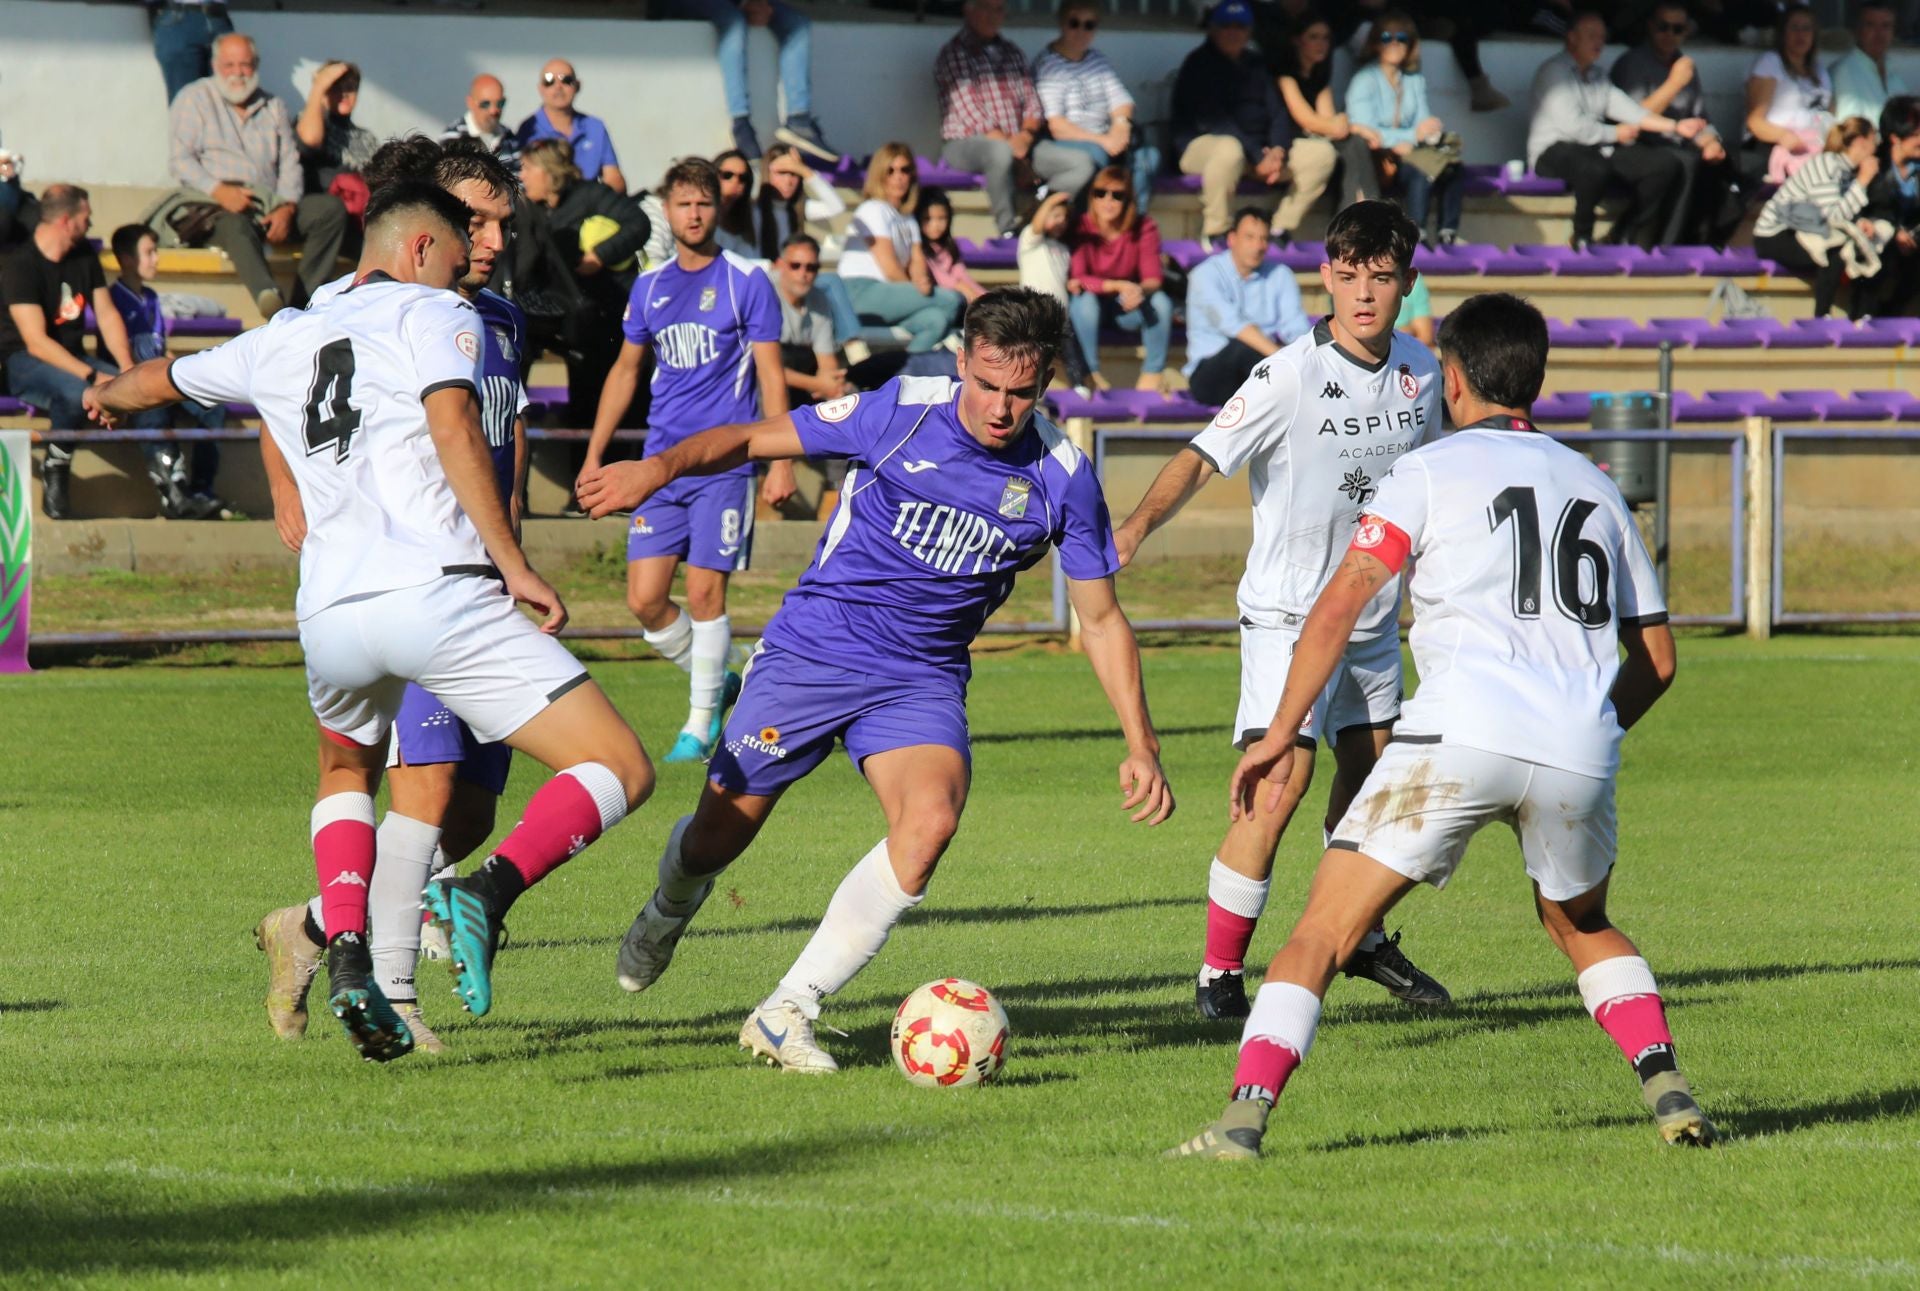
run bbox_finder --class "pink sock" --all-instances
[493,762,628,888]
[313,793,376,939]
[1231,1036,1302,1104]
[1205,902,1259,973]
[1578,955,1678,1080]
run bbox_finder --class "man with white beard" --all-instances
[167,32,349,316]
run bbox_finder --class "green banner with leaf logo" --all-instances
[0,430,33,672]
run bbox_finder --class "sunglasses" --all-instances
[719,168,750,181]
[1091,186,1127,199]
[1655,20,1688,33]
[783,259,820,272]
[541,73,578,87]
[887,162,915,175]
[1067,16,1097,29]
[474,98,505,110]
[1380,31,1413,44]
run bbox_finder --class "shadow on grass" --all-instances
[3,1131,863,1278]
[1721,1085,1920,1138]
[1428,958,1920,1010]
[0,1000,62,1014]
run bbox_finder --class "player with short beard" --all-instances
[578,287,1175,1073]
[1115,200,1450,1022]
[251,137,533,1054]
[1170,292,1713,1158]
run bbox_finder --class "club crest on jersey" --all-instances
[998,477,1031,518]
[1213,395,1247,430]
[456,331,480,360]
[699,286,717,312]
[490,326,516,364]
[818,393,860,422]
[1398,365,1417,399]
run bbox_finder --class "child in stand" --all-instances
[1017,190,1095,393]
[108,223,232,518]
[916,187,986,302]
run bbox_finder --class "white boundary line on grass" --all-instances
[4,1157,1915,1282]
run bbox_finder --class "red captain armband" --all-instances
[1348,515,1412,574]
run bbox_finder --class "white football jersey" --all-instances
[1189,321,1439,638]
[171,273,488,620]
[1359,417,1668,778]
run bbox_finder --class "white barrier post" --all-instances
[1743,417,1772,641]
[1064,416,1093,652]
[0,430,33,672]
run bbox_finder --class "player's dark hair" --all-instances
[365,179,475,244]
[1229,205,1269,235]
[1436,292,1549,409]
[110,222,155,266]
[661,156,721,205]
[962,286,1067,377]
[38,183,89,222]
[436,137,522,201]
[1324,199,1419,275]
[361,134,445,193]
[780,232,821,257]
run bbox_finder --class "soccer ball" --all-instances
[890,978,1010,1088]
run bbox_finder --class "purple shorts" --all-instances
[625,472,754,571]
[390,683,514,795]
[708,644,971,796]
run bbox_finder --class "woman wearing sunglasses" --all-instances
[1346,13,1463,247]
[1068,165,1173,393]
[834,142,963,352]
[1034,0,1161,208]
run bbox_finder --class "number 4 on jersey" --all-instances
[302,338,363,461]
[1488,485,1612,628]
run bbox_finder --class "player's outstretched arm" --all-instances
[1611,621,1677,731]
[1230,546,1390,820]
[82,357,187,426]
[1067,575,1175,826]
[1113,446,1215,567]
[752,339,798,508]
[578,413,805,518]
[425,386,566,633]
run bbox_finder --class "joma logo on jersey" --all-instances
[655,322,721,369]
[892,502,1018,574]
[1318,407,1427,436]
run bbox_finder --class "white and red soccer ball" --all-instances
[890,978,1009,1088]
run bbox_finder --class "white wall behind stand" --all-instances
[6,1,1920,190]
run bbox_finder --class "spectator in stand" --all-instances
[1017,189,1095,390]
[918,189,988,303]
[517,60,626,194]
[1182,205,1311,406]
[1346,13,1465,248]
[1742,5,1835,186]
[1172,1,1327,249]
[106,223,231,519]
[1276,13,1379,212]
[0,185,134,519]
[1068,165,1172,392]
[714,149,759,258]
[1613,3,1741,247]
[1033,0,1161,208]
[771,232,851,406]
[936,0,1098,239]
[751,143,846,256]
[148,0,234,104]
[0,150,34,248]
[1329,0,1509,112]
[166,33,349,316]
[660,0,838,162]
[1833,2,1908,125]
[295,60,378,212]
[442,73,520,167]
[1753,115,1881,317]
[1527,12,1692,251]
[837,144,964,352]
[1859,95,1920,316]
[518,138,650,425]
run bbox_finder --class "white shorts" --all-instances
[1330,740,1618,901]
[1234,620,1402,749]
[300,573,590,749]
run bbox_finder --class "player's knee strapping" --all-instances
[643,611,694,673]
[312,792,377,940]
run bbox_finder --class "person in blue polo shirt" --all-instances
[517,59,625,193]
[1183,205,1311,406]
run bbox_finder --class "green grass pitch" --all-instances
[3,636,1918,1286]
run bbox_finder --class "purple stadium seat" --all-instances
[1488,171,1569,197]
[1673,391,1750,422]
[1617,318,1710,347]
[1630,246,1711,276]
[1819,396,1897,422]
[168,316,243,338]
[1692,319,1777,348]
[1857,315,1920,344]
[1761,322,1835,349]
[1852,389,1920,419]
[1273,241,1325,271]
[1754,393,1828,420]
[1161,239,1209,271]
[1531,391,1593,423]
[914,157,983,191]
[1138,392,1219,423]
[1045,389,1133,422]
[1517,244,1623,276]
[1411,244,1490,275]
[225,402,259,419]
[0,396,36,416]
[526,384,567,406]
[1698,248,1770,275]
[1481,249,1555,275]
[1548,320,1618,348]
[962,236,1019,270]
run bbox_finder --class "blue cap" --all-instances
[1208,0,1254,26]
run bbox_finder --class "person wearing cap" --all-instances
[517,59,626,194]
[1173,0,1315,247]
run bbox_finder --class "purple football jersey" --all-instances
[473,288,527,504]
[621,250,781,472]
[763,376,1120,681]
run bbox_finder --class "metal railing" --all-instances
[1770,428,1920,627]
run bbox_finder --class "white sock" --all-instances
[643,609,694,673]
[427,844,454,879]
[369,812,442,1003]
[683,615,731,737]
[1241,980,1323,1060]
[655,814,711,913]
[769,840,923,1016]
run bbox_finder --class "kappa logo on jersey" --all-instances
[1252,363,1271,383]
[893,501,1020,574]
[699,286,717,312]
[655,322,721,369]
[1340,468,1375,504]
[1398,365,1418,399]
[1321,382,1347,400]
[1214,396,1247,430]
[817,393,860,422]
[327,871,368,888]
[455,331,480,361]
[998,477,1031,519]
